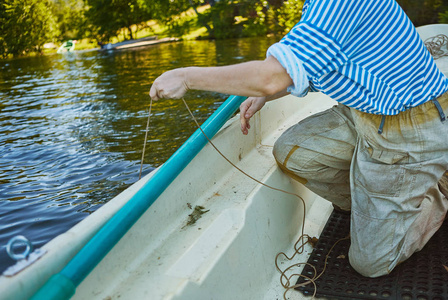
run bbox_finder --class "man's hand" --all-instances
[149,68,189,100]
[240,97,267,135]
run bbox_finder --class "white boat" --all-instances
[100,36,178,51]
[1,24,447,300]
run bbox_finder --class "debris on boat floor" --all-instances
[182,205,209,229]
[307,236,319,248]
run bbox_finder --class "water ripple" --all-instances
[0,36,276,273]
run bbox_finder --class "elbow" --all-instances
[257,76,290,97]
[243,57,293,97]
[256,61,293,96]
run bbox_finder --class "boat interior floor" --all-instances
[296,211,448,300]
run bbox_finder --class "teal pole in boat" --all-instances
[31,95,247,300]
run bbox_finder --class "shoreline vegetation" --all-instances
[43,5,214,55]
[1,0,448,59]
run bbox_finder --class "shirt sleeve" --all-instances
[280,0,367,80]
[266,42,310,97]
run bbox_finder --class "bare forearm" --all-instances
[185,59,290,97]
[150,56,292,100]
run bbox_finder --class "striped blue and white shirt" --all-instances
[267,0,448,115]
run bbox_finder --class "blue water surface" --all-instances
[0,37,276,273]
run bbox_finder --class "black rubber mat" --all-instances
[296,211,448,300]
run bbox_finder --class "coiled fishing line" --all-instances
[140,96,346,299]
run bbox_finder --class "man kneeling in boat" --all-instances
[149,0,448,278]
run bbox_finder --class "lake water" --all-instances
[0,36,278,273]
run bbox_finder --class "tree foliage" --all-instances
[0,0,57,58]
[85,0,152,42]
[52,0,89,41]
[268,0,304,34]
[201,0,304,39]
[440,10,448,24]
[202,0,448,40]
[138,0,201,37]
[1,0,447,59]
[395,0,448,26]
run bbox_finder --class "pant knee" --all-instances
[273,133,308,170]
[272,134,291,164]
[348,249,392,278]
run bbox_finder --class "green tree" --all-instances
[187,0,213,37]
[52,0,89,41]
[267,0,303,35]
[0,0,58,58]
[201,0,304,39]
[439,9,448,23]
[138,0,197,37]
[396,0,448,26]
[207,1,244,39]
[86,0,152,42]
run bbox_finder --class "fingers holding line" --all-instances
[239,99,255,135]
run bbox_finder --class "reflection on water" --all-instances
[0,37,277,272]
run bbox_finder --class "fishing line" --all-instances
[139,98,153,180]
[142,96,347,299]
[180,97,322,298]
[275,234,350,299]
[181,98,308,219]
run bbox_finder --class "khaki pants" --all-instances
[273,92,448,277]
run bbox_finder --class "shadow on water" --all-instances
[0,36,278,272]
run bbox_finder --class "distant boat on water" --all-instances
[100,36,178,51]
[57,40,76,53]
